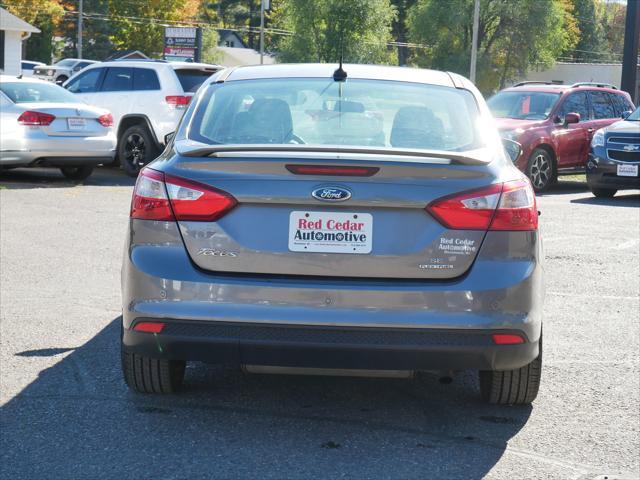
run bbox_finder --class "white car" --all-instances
[0,75,116,180]
[63,59,222,176]
[32,58,98,84]
[21,61,45,77]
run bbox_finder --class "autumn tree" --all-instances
[3,0,65,62]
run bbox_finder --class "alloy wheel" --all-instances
[124,133,146,169]
[530,153,552,190]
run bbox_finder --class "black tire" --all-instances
[590,187,617,198]
[526,148,556,192]
[479,338,542,405]
[56,75,68,83]
[118,125,158,177]
[60,166,94,180]
[121,347,185,394]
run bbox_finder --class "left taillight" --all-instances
[97,113,113,127]
[17,111,56,126]
[130,168,237,222]
[427,179,537,231]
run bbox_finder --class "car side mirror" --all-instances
[502,138,523,163]
[564,112,580,127]
[621,110,632,119]
[164,132,175,144]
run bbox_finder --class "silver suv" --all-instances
[121,64,543,405]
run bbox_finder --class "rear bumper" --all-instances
[587,153,640,190]
[122,320,540,371]
[0,134,117,166]
[122,221,544,372]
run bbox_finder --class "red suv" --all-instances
[488,82,635,191]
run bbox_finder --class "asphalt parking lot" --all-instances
[1,167,638,479]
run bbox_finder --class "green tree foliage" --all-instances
[566,0,606,62]
[272,0,396,64]
[390,0,418,65]
[205,1,261,48]
[598,0,626,57]
[200,28,222,63]
[407,0,579,93]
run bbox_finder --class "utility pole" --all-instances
[77,0,83,59]
[620,0,639,104]
[470,0,480,83]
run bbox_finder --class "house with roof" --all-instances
[0,7,40,76]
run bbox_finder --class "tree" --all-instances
[272,0,396,64]
[3,0,65,63]
[106,0,199,58]
[565,0,606,62]
[390,0,418,66]
[407,0,579,93]
[598,0,626,58]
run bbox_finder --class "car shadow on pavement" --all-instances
[570,192,640,207]
[0,166,135,190]
[536,180,590,196]
[1,317,532,479]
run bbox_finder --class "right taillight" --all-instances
[427,179,537,231]
[130,168,237,222]
[17,111,56,126]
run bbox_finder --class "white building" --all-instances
[0,7,40,76]
[523,62,640,103]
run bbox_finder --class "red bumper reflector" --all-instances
[286,165,379,176]
[492,333,525,345]
[133,322,165,333]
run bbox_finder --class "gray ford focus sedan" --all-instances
[121,64,543,404]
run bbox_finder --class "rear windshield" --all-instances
[0,82,78,104]
[189,78,483,151]
[175,69,213,93]
[488,91,561,120]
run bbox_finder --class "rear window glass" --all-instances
[189,78,483,152]
[175,69,213,93]
[133,68,160,90]
[487,91,560,120]
[0,81,78,103]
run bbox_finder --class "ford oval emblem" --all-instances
[312,186,352,202]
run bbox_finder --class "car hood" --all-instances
[604,119,640,135]
[493,118,547,132]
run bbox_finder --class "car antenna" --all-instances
[333,35,347,82]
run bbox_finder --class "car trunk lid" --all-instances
[160,151,501,280]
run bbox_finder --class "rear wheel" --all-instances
[479,338,542,405]
[60,166,93,180]
[55,75,68,84]
[119,125,158,177]
[121,347,185,394]
[590,187,617,198]
[527,148,556,192]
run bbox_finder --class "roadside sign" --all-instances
[164,27,202,62]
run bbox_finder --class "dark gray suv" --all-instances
[121,64,543,404]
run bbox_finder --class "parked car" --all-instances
[0,75,116,180]
[121,63,543,405]
[32,58,98,84]
[488,81,635,192]
[21,60,45,77]
[63,59,222,176]
[587,107,640,197]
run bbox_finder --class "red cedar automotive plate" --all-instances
[288,211,373,254]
